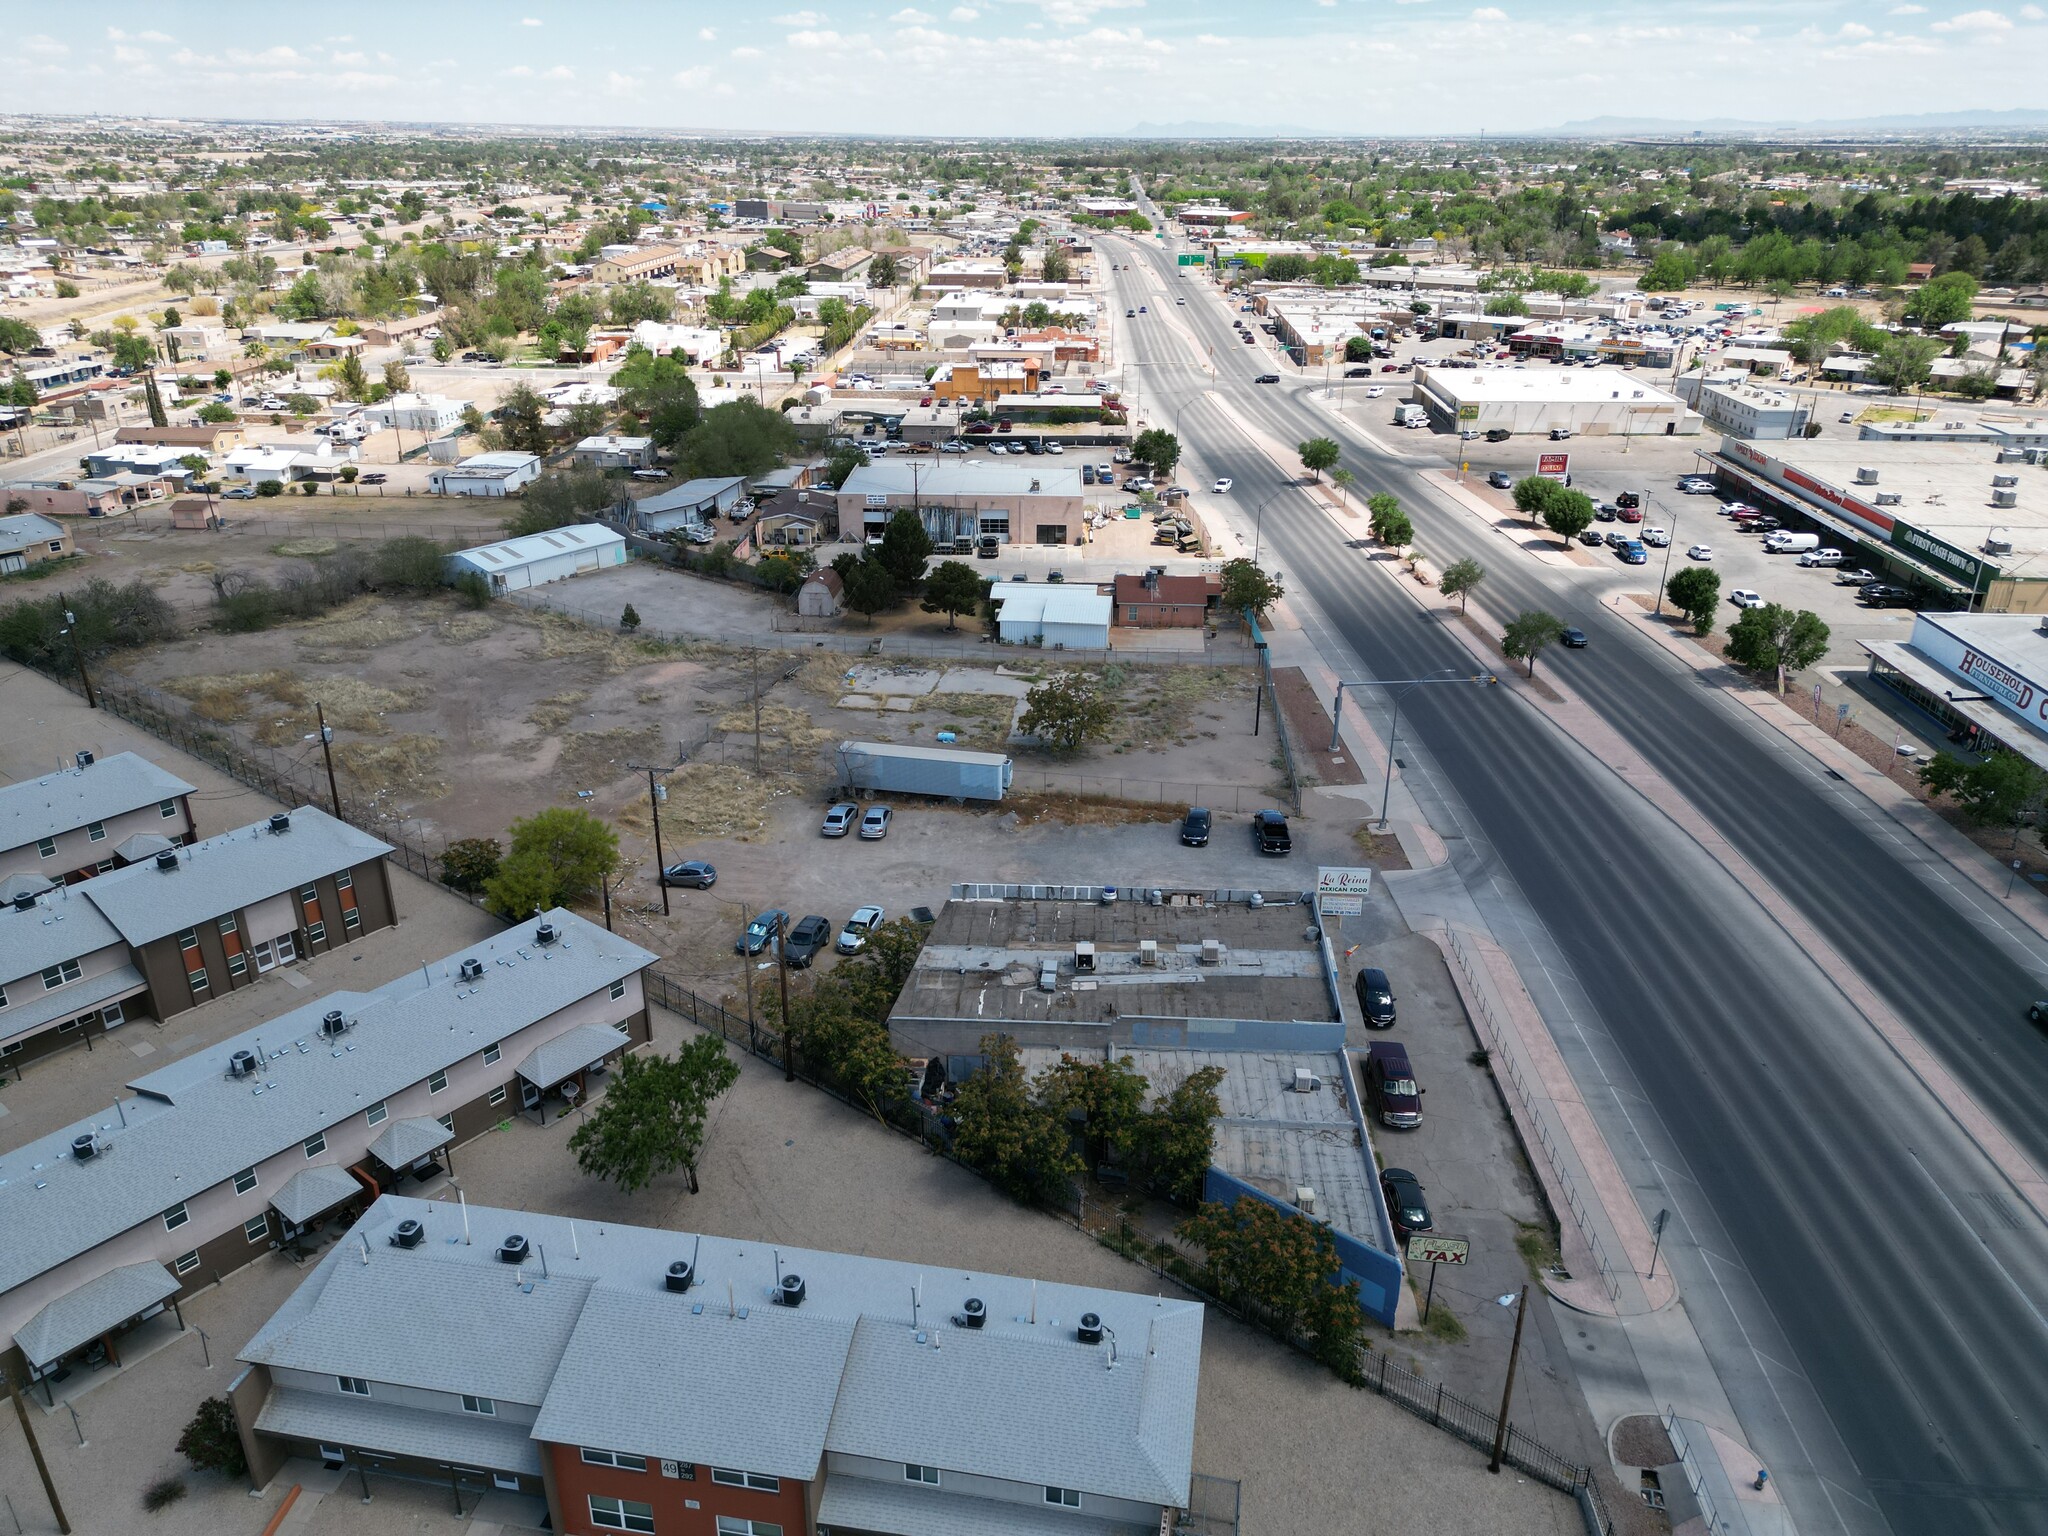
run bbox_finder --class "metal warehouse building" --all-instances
[445,524,627,593]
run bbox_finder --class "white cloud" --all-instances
[1838,20,1874,36]
[520,15,543,24]
[675,65,714,87]
[699,26,718,39]
[788,28,853,46]
[605,70,641,93]
[1931,7,2010,28]
[2021,3,2045,17]
[949,3,980,15]
[545,64,575,79]
[893,6,935,17]
[1012,0,1144,25]
[773,9,829,23]
[19,33,68,57]
[1471,4,1507,16]
[331,50,366,65]
[731,45,764,57]
[501,64,534,77]
[1887,2,1926,10]
[1194,31,1231,43]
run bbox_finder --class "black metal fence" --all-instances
[1250,623,1303,814]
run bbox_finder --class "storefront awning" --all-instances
[13,1262,178,1372]
[1862,638,2048,774]
[366,1116,453,1171]
[271,1164,364,1227]
[517,1023,629,1091]
[1713,457,1973,595]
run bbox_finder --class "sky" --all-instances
[4,0,2046,138]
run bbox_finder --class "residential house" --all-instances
[428,453,542,498]
[591,246,684,283]
[0,512,73,574]
[364,393,465,436]
[113,423,248,453]
[0,911,656,1388]
[1112,570,1218,628]
[571,435,655,471]
[229,1195,1203,1536]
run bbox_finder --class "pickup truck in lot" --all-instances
[1251,809,1292,855]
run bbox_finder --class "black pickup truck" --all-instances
[1250,809,1292,855]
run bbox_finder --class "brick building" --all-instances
[1112,570,1218,628]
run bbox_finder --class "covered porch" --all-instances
[515,1023,629,1124]
[14,1261,186,1407]
[270,1164,370,1254]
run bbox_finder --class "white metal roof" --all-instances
[447,523,623,572]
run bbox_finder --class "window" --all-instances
[488,1087,507,1107]
[189,968,209,993]
[336,872,352,890]
[343,906,361,931]
[365,1100,387,1127]
[1045,1488,1082,1508]
[483,1043,501,1065]
[715,1521,782,1536]
[337,1376,371,1397]
[460,1395,496,1416]
[244,1213,270,1244]
[0,1041,20,1058]
[905,1465,940,1486]
[307,922,326,945]
[179,930,199,951]
[492,1474,521,1492]
[318,1445,346,1465]
[233,1167,259,1195]
[36,837,55,859]
[711,1469,780,1493]
[589,1496,656,1534]
[95,859,114,874]
[0,982,7,1009]
[303,1132,327,1158]
[87,821,106,843]
[437,1113,454,1133]
[228,954,247,978]
[300,886,319,904]
[42,960,82,989]
[580,1448,649,1472]
[58,1016,80,1033]
[160,799,179,819]
[162,1202,190,1231]
[609,979,627,1001]
[217,915,239,935]
[174,1250,200,1276]
[428,1070,448,1095]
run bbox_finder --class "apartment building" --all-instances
[231,1196,1203,1536]
[592,245,685,283]
[1,910,656,1389]
[0,751,196,888]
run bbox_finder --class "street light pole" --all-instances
[1652,499,1680,617]
[1326,671,1495,828]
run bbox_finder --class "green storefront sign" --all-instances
[1889,520,1989,590]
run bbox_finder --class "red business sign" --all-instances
[1537,452,1570,479]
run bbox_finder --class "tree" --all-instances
[834,552,898,620]
[1298,436,1340,482]
[1344,335,1374,363]
[330,351,371,403]
[1036,1052,1148,1168]
[175,1397,247,1479]
[920,559,987,629]
[875,507,934,590]
[1919,751,2048,826]
[506,469,615,537]
[1041,245,1071,283]
[1906,271,1979,330]
[1178,1198,1364,1379]
[1664,566,1721,635]
[1870,334,1942,394]
[1725,603,1829,694]
[497,382,551,455]
[949,1034,1082,1204]
[383,357,411,396]
[1131,428,1181,478]
[284,393,318,418]
[567,1036,741,1195]
[619,602,642,632]
[1484,294,1528,316]
[484,806,619,916]
[1502,609,1566,677]
[110,331,155,373]
[438,837,502,894]
[1641,249,1695,292]
[0,316,38,354]
[1019,672,1114,751]
[1330,467,1356,509]
[197,401,236,423]
[1368,493,1413,551]
[1129,1063,1225,1205]
[868,251,900,288]
[677,399,797,479]
[1219,557,1283,621]
[823,446,868,488]
[613,344,701,450]
[1440,556,1485,612]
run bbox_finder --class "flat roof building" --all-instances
[1863,611,2048,771]
[232,1194,1203,1533]
[836,460,1086,548]
[429,452,543,498]
[1411,364,1700,437]
[991,582,1112,649]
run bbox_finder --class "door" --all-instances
[521,1080,542,1110]
[275,933,296,965]
[254,939,275,973]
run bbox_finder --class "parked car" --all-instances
[1180,807,1212,847]
[783,915,832,968]
[1593,504,1618,522]
[222,485,257,499]
[735,909,789,956]
[1687,544,1714,561]
[1250,809,1292,855]
[1641,527,1669,547]
[1361,1042,1424,1129]
[659,860,717,889]
[1561,626,1589,647]
[1381,1167,1433,1240]
[359,472,388,485]
[1345,366,1372,378]
[1354,967,1396,1028]
[1615,492,1641,510]
[1798,547,1845,567]
[1730,589,1765,608]
[1618,506,1643,524]
[1577,528,1604,546]
[1604,530,1630,549]
[1365,385,1385,398]
[1720,501,1754,517]
[821,802,859,837]
[1620,543,1647,565]
[1213,477,1233,493]
[1835,568,1878,586]
[1859,583,1917,608]
[1484,428,1511,442]
[837,906,886,954]
[1486,470,1513,490]
[859,805,893,840]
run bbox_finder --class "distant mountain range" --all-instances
[1547,109,2048,135]
[1122,120,1324,139]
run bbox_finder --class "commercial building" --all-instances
[1690,380,1812,441]
[363,393,465,436]
[1410,364,1700,437]
[231,1194,1203,1536]
[1113,569,1217,628]
[1712,436,2048,610]
[0,751,195,887]
[429,452,543,498]
[570,434,655,470]
[626,476,748,534]
[927,260,1008,290]
[835,461,1087,548]
[2,805,396,1066]
[590,245,685,283]
[887,884,1403,1325]
[1862,611,2048,769]
[809,245,875,282]
[0,910,656,1388]
[991,582,1112,649]
[0,511,73,573]
[929,359,1044,403]
[446,524,628,594]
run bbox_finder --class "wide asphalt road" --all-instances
[1104,236,2048,1535]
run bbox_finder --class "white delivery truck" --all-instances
[1393,402,1429,428]
[1764,531,1820,554]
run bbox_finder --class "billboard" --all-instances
[1537,452,1570,480]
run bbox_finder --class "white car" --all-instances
[1213,477,1233,493]
[1045,442,1064,454]
[1719,501,1753,517]
[940,441,967,453]
[1687,544,1714,561]
[1641,527,1669,547]
[1730,588,1764,608]
[837,905,886,954]
[1678,477,1716,494]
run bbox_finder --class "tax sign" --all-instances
[1405,1234,1470,1265]
[1537,452,1570,480]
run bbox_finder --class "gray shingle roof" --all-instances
[81,807,391,946]
[111,831,174,862]
[516,1023,628,1089]
[815,1477,1150,1536]
[365,1116,452,1170]
[0,887,124,987]
[0,910,655,1296]
[271,1165,364,1226]
[255,1387,544,1475]
[12,1261,178,1370]
[0,962,144,1047]
[242,1195,1204,1508]
[0,753,193,860]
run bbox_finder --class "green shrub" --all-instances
[255,479,283,498]
[452,571,492,609]
[298,481,319,496]
[175,1396,247,1478]
[217,587,281,632]
[372,535,447,594]
[143,1476,188,1512]
[439,836,502,894]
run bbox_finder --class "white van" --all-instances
[1765,531,1820,554]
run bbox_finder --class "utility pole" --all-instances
[1487,1285,1530,1474]
[778,925,795,1081]
[7,1371,69,1534]
[315,701,341,817]
[739,903,757,1039]
[749,649,764,774]
[56,594,97,710]
[630,766,673,916]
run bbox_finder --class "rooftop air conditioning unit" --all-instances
[1076,1312,1104,1345]
[1875,492,1903,506]
[74,750,94,769]
[665,1260,694,1293]
[1993,474,2019,488]
[1138,939,1158,967]
[1291,1068,1322,1094]
[229,1049,258,1078]
[1295,1185,1318,1215]
[777,1273,807,1308]
[1855,467,1879,485]
[1200,939,1223,966]
[71,1133,99,1161]
[458,957,485,983]
[1074,942,1095,974]
[1985,536,2014,556]
[13,891,37,912]
[957,1297,986,1330]
[497,1234,530,1265]
[1038,961,1058,993]
[391,1219,425,1249]
[155,849,179,872]
[534,921,558,946]
[320,1009,349,1038]
[267,812,291,834]
[1994,490,2019,509]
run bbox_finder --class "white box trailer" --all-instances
[835,740,1014,802]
